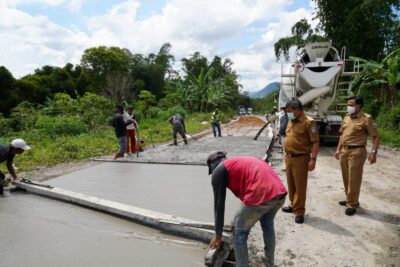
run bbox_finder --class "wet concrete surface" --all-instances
[49,163,241,223]
[0,191,206,267]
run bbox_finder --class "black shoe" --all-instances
[282,206,293,213]
[345,208,357,216]
[295,215,304,224]
[339,201,360,207]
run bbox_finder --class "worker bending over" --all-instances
[207,151,287,267]
[0,139,31,194]
[168,113,188,145]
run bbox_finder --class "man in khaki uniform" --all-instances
[335,96,379,216]
[282,99,319,224]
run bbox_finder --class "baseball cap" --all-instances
[206,151,227,174]
[11,139,31,151]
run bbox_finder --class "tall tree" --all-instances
[0,66,16,116]
[313,0,400,60]
[274,18,327,60]
[81,46,132,94]
[131,43,174,100]
[181,52,208,79]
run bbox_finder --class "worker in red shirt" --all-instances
[207,151,287,267]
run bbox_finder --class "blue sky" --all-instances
[0,0,314,92]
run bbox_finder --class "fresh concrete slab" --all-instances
[47,162,241,223]
[0,191,207,267]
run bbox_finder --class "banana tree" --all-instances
[207,79,233,108]
[351,48,400,106]
[186,67,215,112]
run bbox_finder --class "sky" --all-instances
[0,0,317,92]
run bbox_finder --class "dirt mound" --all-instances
[236,116,265,126]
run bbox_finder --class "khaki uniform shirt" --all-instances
[339,111,379,146]
[284,113,319,154]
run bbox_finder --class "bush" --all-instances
[377,103,400,130]
[11,101,40,131]
[148,106,161,119]
[0,117,16,135]
[158,105,187,120]
[36,115,88,136]
[79,92,114,127]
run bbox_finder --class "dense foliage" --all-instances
[1,43,241,119]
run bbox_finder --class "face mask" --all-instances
[287,112,296,120]
[347,106,356,114]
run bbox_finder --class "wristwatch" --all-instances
[372,150,378,155]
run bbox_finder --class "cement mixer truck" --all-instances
[279,42,359,142]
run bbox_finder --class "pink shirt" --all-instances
[223,156,287,205]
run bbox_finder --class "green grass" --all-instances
[379,128,400,147]
[0,113,212,172]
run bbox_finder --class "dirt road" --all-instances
[23,115,399,266]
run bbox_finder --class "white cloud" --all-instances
[1,0,65,7]
[0,5,89,77]
[0,0,316,92]
[227,7,316,91]
[67,0,83,12]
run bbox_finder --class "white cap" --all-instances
[11,139,31,151]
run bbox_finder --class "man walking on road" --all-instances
[168,113,188,145]
[207,151,287,267]
[211,107,222,137]
[0,139,31,194]
[123,106,137,154]
[281,98,319,224]
[335,96,380,216]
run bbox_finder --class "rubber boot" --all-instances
[173,138,178,146]
[184,138,188,145]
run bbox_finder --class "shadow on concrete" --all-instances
[306,215,354,237]
[357,207,400,225]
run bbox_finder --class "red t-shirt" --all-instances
[223,156,287,205]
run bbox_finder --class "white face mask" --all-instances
[347,106,356,114]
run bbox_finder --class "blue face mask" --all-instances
[287,112,296,120]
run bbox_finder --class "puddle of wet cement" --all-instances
[49,162,241,223]
[0,191,206,267]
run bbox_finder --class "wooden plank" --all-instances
[13,180,231,243]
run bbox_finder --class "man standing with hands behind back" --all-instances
[335,96,379,216]
[281,98,319,224]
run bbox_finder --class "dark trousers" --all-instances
[173,126,187,145]
[0,170,5,194]
[211,122,221,137]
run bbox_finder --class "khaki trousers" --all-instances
[285,155,309,216]
[340,147,367,208]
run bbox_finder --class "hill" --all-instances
[249,82,280,98]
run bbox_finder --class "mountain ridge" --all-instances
[249,82,280,98]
